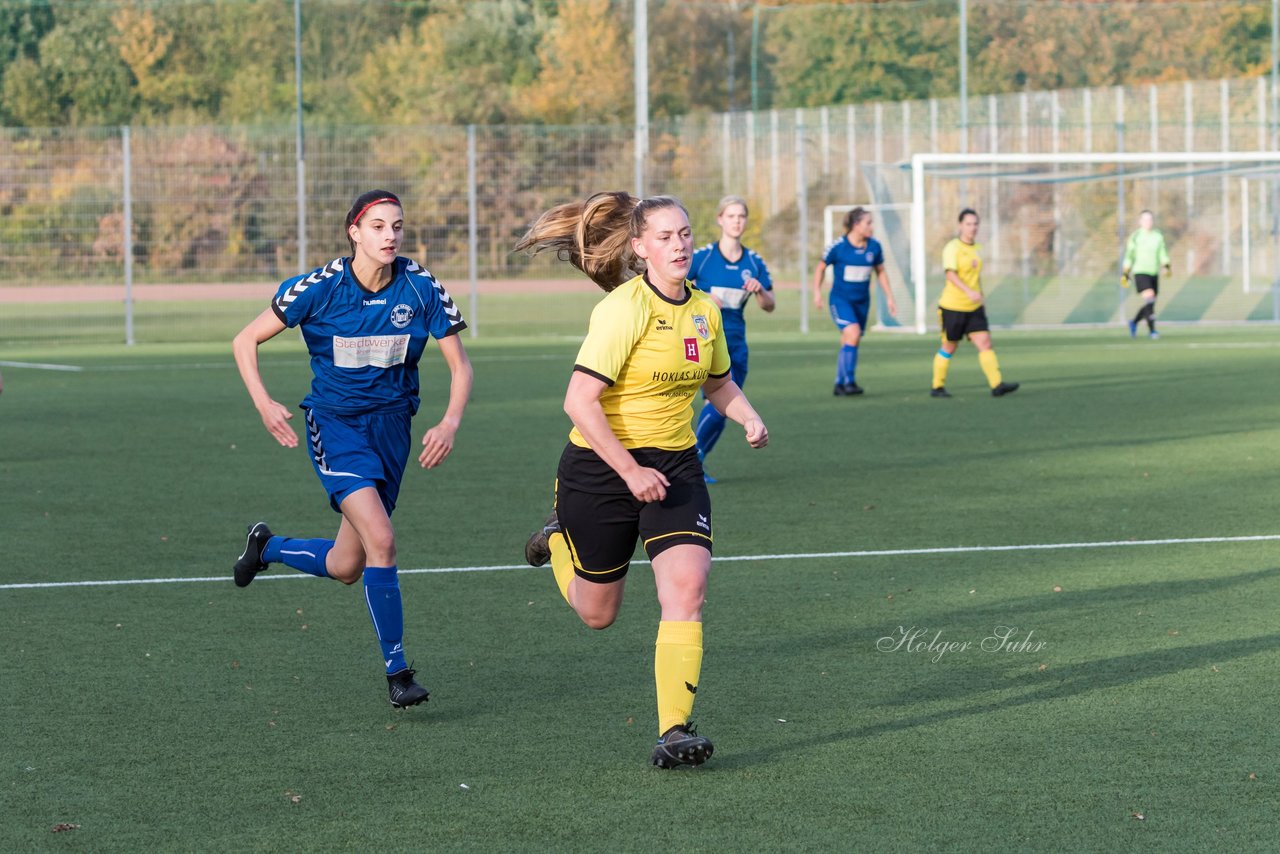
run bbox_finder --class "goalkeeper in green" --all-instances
[1122,210,1171,339]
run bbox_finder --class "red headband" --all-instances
[352,197,399,225]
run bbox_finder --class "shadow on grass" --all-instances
[716,567,1280,770]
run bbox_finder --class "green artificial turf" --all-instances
[2,327,1278,851]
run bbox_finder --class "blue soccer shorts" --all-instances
[829,292,871,330]
[302,407,412,515]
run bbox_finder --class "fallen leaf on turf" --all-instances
[460,784,470,790]
[268,721,276,728]
[625,717,634,725]
[295,609,303,615]
[290,796,301,805]
[386,724,396,731]
[1038,664,1048,671]
[863,504,875,511]
[1249,772,1258,781]
[160,536,168,542]
[1052,586,1062,593]
[1131,812,1145,821]
[969,589,976,595]
[777,719,787,723]
[1167,630,1179,636]
[51,824,80,833]
[231,660,240,669]
[1211,665,1219,673]
[300,624,308,631]
[886,594,894,600]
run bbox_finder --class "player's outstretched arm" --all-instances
[876,266,897,317]
[564,371,669,502]
[811,261,828,309]
[702,375,768,449]
[232,308,297,448]
[419,334,473,469]
[744,278,776,313]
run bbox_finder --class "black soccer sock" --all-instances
[1132,303,1152,325]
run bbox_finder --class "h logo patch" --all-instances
[684,337,700,362]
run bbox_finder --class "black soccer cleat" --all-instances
[524,510,561,567]
[651,723,714,769]
[233,522,273,588]
[846,382,864,395]
[930,386,952,398]
[833,383,863,396]
[991,381,1020,397]
[387,667,430,708]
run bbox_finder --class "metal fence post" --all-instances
[122,125,135,346]
[796,110,809,334]
[467,124,478,339]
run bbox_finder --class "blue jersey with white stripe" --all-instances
[822,236,883,299]
[688,242,772,339]
[271,256,467,416]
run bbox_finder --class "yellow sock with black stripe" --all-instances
[932,349,952,389]
[978,349,1003,388]
[548,532,575,605]
[655,620,703,734]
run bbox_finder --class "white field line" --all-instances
[0,360,84,371]
[3,534,1278,591]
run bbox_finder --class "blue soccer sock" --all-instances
[839,344,859,384]
[363,566,407,674]
[262,536,332,578]
[695,399,726,459]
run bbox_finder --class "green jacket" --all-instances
[1123,229,1170,276]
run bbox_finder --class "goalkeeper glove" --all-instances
[1121,272,1130,288]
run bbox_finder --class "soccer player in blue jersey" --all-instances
[812,207,898,395]
[688,195,774,483]
[230,190,472,709]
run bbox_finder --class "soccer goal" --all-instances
[862,152,1280,333]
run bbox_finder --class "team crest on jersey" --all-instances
[692,314,710,340]
[389,303,414,329]
[741,269,753,282]
[683,337,700,363]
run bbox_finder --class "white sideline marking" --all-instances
[0,360,83,372]
[3,534,1278,591]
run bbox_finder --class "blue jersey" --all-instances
[271,256,467,416]
[688,242,772,338]
[822,236,884,299]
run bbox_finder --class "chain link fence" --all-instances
[2,74,1278,344]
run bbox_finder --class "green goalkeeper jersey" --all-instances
[1123,228,1170,275]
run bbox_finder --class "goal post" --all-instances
[892,151,1280,333]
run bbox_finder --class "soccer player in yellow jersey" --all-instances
[515,192,769,769]
[931,208,1019,398]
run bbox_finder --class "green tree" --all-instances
[353,0,541,125]
[524,0,629,124]
[2,11,135,126]
[0,1,55,124]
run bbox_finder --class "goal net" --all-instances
[860,152,1280,333]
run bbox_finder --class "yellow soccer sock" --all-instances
[655,620,704,734]
[548,532,576,606]
[978,349,1003,388]
[932,350,952,389]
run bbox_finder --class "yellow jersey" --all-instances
[571,274,731,451]
[939,238,983,312]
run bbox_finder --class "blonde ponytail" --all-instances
[516,191,688,291]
